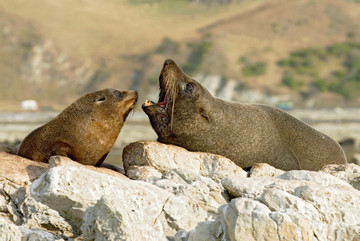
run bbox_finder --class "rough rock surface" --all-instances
[219,175,360,241]
[31,165,173,236]
[0,152,48,185]
[1,141,360,240]
[0,179,73,240]
[123,141,247,181]
[249,163,285,177]
[81,195,168,241]
[48,155,127,179]
[321,163,360,190]
[0,217,63,241]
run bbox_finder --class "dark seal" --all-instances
[142,59,346,171]
[18,88,138,166]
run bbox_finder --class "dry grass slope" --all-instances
[0,0,360,108]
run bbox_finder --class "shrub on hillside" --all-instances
[241,61,267,77]
[182,38,213,75]
[278,41,360,98]
[156,37,180,55]
[282,73,303,89]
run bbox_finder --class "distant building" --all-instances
[20,100,39,111]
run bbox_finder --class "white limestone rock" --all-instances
[0,217,64,241]
[30,165,171,233]
[81,195,168,241]
[220,169,360,241]
[126,165,162,181]
[221,198,279,241]
[123,141,239,231]
[249,163,285,178]
[321,163,360,190]
[3,140,360,241]
[0,177,73,238]
[123,141,247,182]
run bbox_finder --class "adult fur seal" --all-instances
[18,88,138,166]
[142,59,347,171]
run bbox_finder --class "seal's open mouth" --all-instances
[143,80,170,110]
[143,59,180,134]
[142,79,172,137]
[157,90,168,107]
[143,95,168,109]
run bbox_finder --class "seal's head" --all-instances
[142,59,214,142]
[73,88,138,125]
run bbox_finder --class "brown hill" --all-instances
[0,0,359,109]
[200,0,360,87]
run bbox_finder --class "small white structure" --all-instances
[20,100,39,111]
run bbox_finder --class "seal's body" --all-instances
[142,59,346,171]
[18,88,137,166]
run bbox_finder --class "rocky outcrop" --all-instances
[0,152,48,185]
[123,141,246,181]
[1,141,360,240]
[320,163,360,191]
[219,172,360,241]
[0,144,18,155]
[0,219,63,241]
[48,155,127,179]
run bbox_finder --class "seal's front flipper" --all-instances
[95,152,109,167]
[48,142,73,162]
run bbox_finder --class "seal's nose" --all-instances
[163,59,174,68]
[133,90,138,99]
[127,90,138,100]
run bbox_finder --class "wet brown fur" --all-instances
[18,88,138,166]
[143,59,347,171]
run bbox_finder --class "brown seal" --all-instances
[18,88,138,166]
[142,59,347,171]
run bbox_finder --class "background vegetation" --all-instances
[0,0,360,109]
[278,42,360,98]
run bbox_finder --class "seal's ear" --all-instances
[200,108,211,122]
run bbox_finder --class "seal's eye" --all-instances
[114,91,123,98]
[95,96,106,102]
[185,83,193,93]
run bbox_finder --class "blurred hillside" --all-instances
[0,0,360,110]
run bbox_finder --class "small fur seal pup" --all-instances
[142,59,346,171]
[18,88,137,166]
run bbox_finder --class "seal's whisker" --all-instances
[164,75,178,131]
[171,84,177,131]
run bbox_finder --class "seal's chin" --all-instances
[142,97,172,139]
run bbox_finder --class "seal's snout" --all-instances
[163,59,175,68]
[127,90,138,103]
[161,59,186,78]
[131,90,139,99]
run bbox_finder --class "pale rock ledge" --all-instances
[0,141,359,241]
